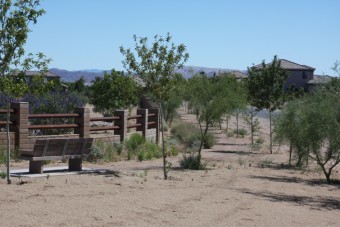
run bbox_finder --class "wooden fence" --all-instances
[0,102,159,150]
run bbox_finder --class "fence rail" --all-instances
[0,103,160,149]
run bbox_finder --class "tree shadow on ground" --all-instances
[248,175,340,188]
[236,187,340,210]
[208,150,253,156]
[79,169,121,177]
[216,142,249,146]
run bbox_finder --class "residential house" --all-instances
[253,59,315,91]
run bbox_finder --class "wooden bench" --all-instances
[20,138,94,174]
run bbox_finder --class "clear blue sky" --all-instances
[25,0,340,75]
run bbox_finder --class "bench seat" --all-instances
[20,138,93,173]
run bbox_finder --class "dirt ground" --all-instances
[0,107,339,227]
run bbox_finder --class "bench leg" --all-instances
[69,159,82,171]
[29,161,43,174]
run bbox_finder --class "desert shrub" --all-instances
[186,133,201,148]
[203,133,216,149]
[171,122,199,144]
[0,170,6,179]
[125,133,145,152]
[137,142,162,161]
[256,137,265,144]
[233,128,248,137]
[0,146,21,164]
[227,130,234,137]
[180,152,206,170]
[87,144,104,162]
[261,158,273,167]
[167,138,180,156]
[0,147,6,164]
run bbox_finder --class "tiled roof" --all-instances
[254,59,315,71]
[307,75,333,85]
[24,71,60,78]
[229,70,248,79]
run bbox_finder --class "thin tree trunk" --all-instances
[289,141,292,167]
[269,110,272,154]
[159,103,167,180]
[236,111,239,138]
[251,111,254,145]
[6,100,11,184]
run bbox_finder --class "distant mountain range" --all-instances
[49,66,246,83]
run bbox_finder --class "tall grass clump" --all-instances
[125,133,145,160]
[179,152,206,170]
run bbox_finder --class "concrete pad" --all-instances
[10,166,92,178]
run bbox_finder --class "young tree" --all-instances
[0,0,50,184]
[247,55,289,153]
[274,100,309,167]
[243,106,261,145]
[275,84,340,183]
[120,33,189,179]
[89,70,140,116]
[187,73,246,165]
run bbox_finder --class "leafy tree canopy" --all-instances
[89,69,140,116]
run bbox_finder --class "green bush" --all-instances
[233,128,248,137]
[171,122,199,144]
[137,142,162,161]
[227,130,234,137]
[87,144,104,162]
[179,153,205,170]
[203,133,216,149]
[256,137,265,144]
[0,170,6,179]
[125,133,145,152]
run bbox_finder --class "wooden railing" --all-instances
[0,102,160,149]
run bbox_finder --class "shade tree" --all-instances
[120,33,189,179]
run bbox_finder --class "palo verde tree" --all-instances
[0,0,51,184]
[120,33,189,179]
[89,70,140,116]
[275,84,340,183]
[187,73,246,165]
[247,55,289,153]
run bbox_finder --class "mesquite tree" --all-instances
[0,0,50,184]
[120,33,189,180]
[187,73,246,164]
[89,70,140,116]
[247,55,288,153]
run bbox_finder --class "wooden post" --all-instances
[148,108,159,144]
[10,102,29,150]
[137,109,148,139]
[114,110,127,142]
[74,107,90,138]
[72,107,90,171]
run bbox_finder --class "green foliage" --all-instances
[275,86,340,183]
[89,70,140,116]
[261,158,273,167]
[247,55,289,153]
[0,170,6,179]
[233,128,248,138]
[203,133,216,149]
[125,133,145,152]
[137,142,162,161]
[0,0,51,183]
[226,130,234,137]
[120,33,189,180]
[243,107,261,144]
[87,144,104,162]
[171,121,201,149]
[180,152,206,170]
[255,137,265,144]
[187,73,247,161]
[120,33,189,101]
